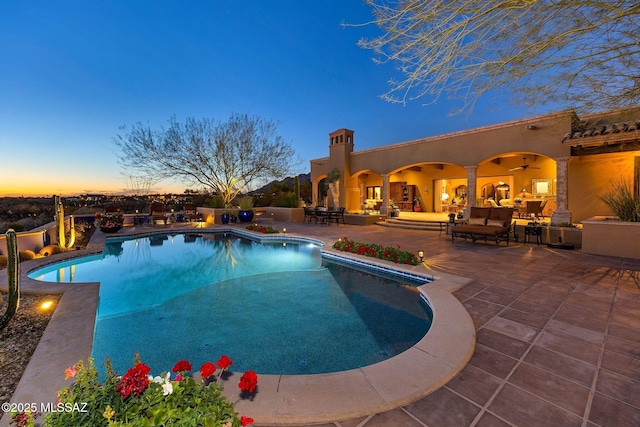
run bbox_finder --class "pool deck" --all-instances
[3,215,640,426]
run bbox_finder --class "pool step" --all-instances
[376,218,447,232]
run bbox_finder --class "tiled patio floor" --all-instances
[241,218,640,427]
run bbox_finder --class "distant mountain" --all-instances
[250,173,310,194]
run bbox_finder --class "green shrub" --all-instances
[599,177,640,222]
[550,222,577,228]
[272,192,298,208]
[42,355,255,427]
[237,196,254,210]
[332,237,421,265]
[205,195,225,208]
[6,222,24,232]
[246,224,279,234]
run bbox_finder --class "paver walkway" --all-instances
[243,217,640,427]
[6,216,639,427]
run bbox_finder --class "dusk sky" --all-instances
[1,1,552,197]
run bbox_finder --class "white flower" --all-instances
[161,381,173,396]
[148,372,173,396]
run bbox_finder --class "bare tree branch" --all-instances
[114,114,297,207]
[352,0,640,114]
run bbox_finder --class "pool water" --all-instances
[29,233,432,375]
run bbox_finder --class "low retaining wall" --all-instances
[0,215,94,254]
[582,216,640,259]
[344,214,386,226]
[265,207,305,222]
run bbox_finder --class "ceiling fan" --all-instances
[509,157,540,171]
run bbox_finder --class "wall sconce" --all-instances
[418,250,424,261]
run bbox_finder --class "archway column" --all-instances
[463,166,477,218]
[551,157,572,225]
[311,180,318,207]
[380,174,389,215]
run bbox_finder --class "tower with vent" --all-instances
[327,129,354,209]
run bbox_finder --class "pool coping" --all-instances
[1,227,475,426]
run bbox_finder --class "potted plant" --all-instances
[95,211,124,233]
[414,197,423,212]
[237,196,254,223]
[221,211,231,224]
[599,177,640,222]
[388,200,400,218]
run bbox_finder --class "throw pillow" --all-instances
[487,219,505,227]
[468,217,486,225]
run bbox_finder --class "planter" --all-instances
[238,210,254,223]
[100,226,122,233]
[221,213,230,224]
[582,216,640,259]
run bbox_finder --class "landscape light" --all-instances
[40,300,54,310]
[418,250,424,261]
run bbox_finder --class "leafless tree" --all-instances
[115,114,296,207]
[355,0,640,114]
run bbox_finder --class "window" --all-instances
[366,186,381,200]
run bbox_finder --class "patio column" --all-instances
[380,174,389,215]
[312,180,318,207]
[551,156,572,225]
[464,166,477,218]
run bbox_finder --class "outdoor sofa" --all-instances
[451,207,514,246]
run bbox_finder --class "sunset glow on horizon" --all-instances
[1,1,548,200]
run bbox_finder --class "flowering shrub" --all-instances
[245,224,279,234]
[94,211,124,229]
[332,237,420,265]
[38,353,256,427]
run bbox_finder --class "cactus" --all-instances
[0,229,20,331]
[55,195,75,249]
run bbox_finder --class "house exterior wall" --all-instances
[348,111,572,175]
[310,108,640,224]
[569,152,638,223]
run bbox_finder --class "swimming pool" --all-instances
[29,232,433,375]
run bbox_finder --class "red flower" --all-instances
[11,411,40,427]
[216,355,233,370]
[240,415,254,426]
[200,361,216,379]
[172,360,192,373]
[116,363,151,399]
[239,370,258,393]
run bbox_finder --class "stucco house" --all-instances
[310,107,640,225]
